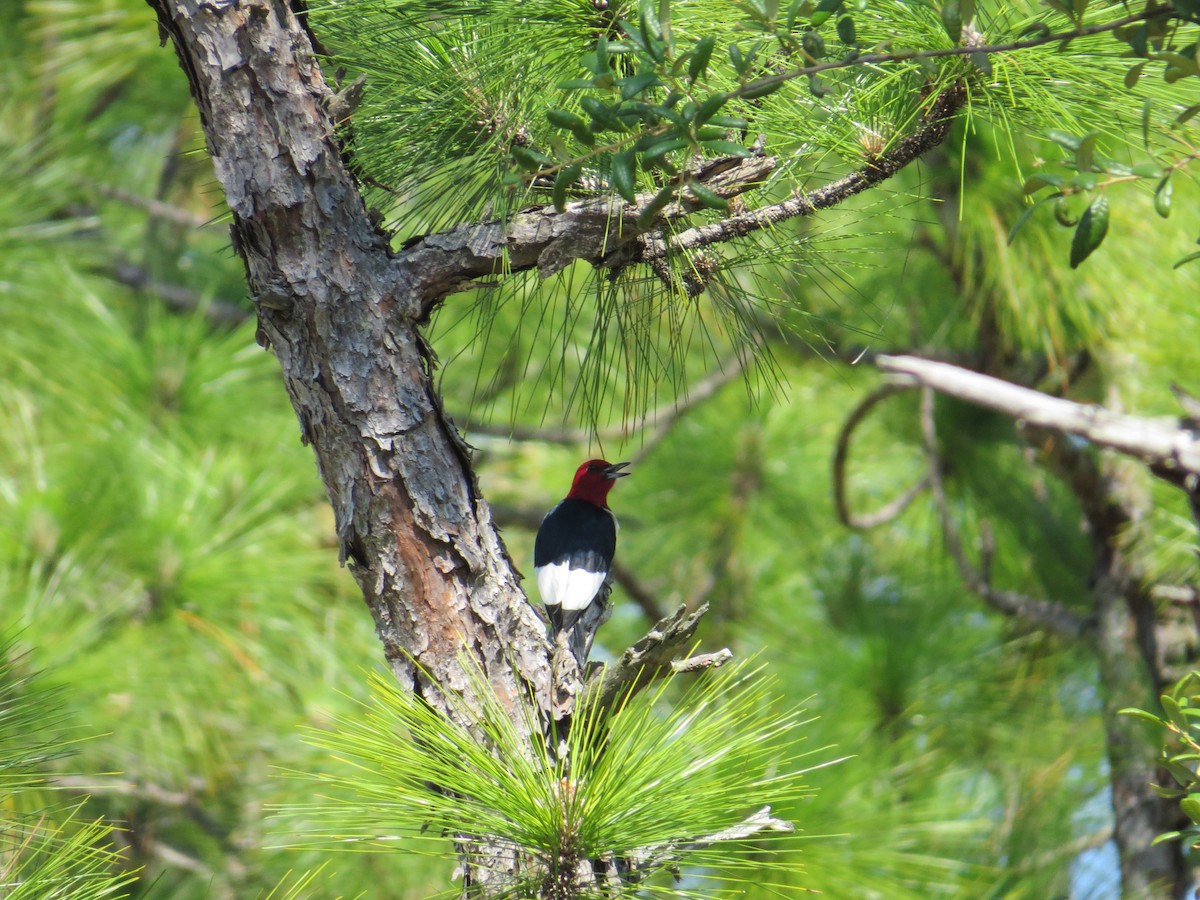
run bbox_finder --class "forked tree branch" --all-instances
[401,154,777,309]
[402,78,967,314]
[582,603,727,713]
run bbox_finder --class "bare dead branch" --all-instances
[833,382,931,529]
[107,262,249,326]
[614,805,794,885]
[582,603,721,713]
[880,355,1200,478]
[670,648,733,673]
[455,358,742,450]
[919,388,1092,640]
[95,183,217,230]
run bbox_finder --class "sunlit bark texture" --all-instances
[145,0,552,734]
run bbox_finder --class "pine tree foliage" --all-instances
[311,0,1200,425]
[0,637,136,898]
[289,661,826,896]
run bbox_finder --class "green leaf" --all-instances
[1178,102,1200,125]
[698,139,753,157]
[511,146,551,171]
[1124,61,1147,89]
[689,35,716,83]
[1022,173,1064,193]
[1119,707,1167,726]
[1043,0,1072,22]
[1163,756,1198,786]
[707,114,750,129]
[547,109,586,131]
[641,136,690,168]
[1069,172,1098,191]
[1154,175,1173,218]
[787,0,814,30]
[1074,131,1098,172]
[1151,831,1184,846]
[1054,197,1078,227]
[1164,695,1191,734]
[1183,796,1200,824]
[552,163,582,212]
[1007,193,1061,244]
[1142,99,1152,149]
[836,15,857,46]
[611,151,638,202]
[581,97,620,131]
[1069,195,1109,268]
[810,0,843,27]
[802,30,826,60]
[1132,162,1164,177]
[619,72,661,101]
[741,78,784,99]
[730,42,745,75]
[1047,130,1082,152]
[637,184,677,227]
[694,93,729,125]
[1174,250,1200,269]
[688,181,729,210]
[1096,158,1133,177]
[1151,782,1187,799]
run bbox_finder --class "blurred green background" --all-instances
[3,0,1199,897]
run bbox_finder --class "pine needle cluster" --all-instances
[286,659,836,897]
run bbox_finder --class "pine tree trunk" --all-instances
[144,0,551,774]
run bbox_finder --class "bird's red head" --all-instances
[567,459,630,508]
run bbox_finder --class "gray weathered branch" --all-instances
[879,355,1200,479]
[582,603,726,713]
[400,155,777,309]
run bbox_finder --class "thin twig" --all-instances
[832,382,931,529]
[713,9,1173,105]
[918,387,1092,640]
[456,358,743,449]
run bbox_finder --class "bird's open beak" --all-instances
[604,461,631,479]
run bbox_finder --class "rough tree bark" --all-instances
[145,0,551,721]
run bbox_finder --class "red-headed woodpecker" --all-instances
[534,459,629,665]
